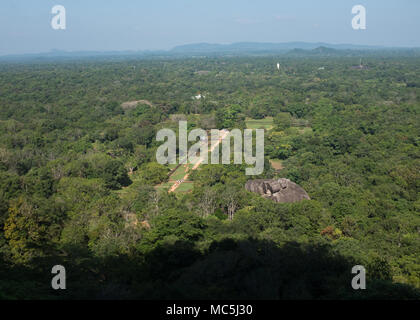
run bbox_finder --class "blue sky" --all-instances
[0,0,419,55]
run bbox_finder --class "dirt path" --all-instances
[169,130,229,193]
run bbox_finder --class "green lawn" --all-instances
[174,182,194,193]
[168,163,178,170]
[245,117,274,130]
[171,164,191,180]
[155,181,173,191]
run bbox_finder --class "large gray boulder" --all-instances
[245,178,310,203]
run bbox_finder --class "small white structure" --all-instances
[193,93,206,100]
[276,63,280,71]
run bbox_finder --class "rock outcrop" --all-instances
[245,178,310,203]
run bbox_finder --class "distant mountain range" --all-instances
[170,42,384,53]
[1,42,420,61]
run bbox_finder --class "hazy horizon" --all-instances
[1,0,419,55]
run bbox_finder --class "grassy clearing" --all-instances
[168,163,178,170]
[245,117,274,130]
[155,181,173,191]
[171,164,191,180]
[174,182,194,193]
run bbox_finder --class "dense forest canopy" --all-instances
[0,54,419,299]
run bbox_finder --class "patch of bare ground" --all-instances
[270,159,283,171]
[195,70,211,75]
[121,99,153,110]
[170,114,188,122]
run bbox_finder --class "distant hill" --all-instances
[1,42,420,61]
[169,42,420,58]
[286,46,360,57]
[170,42,384,54]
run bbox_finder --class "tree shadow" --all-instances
[1,238,419,300]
